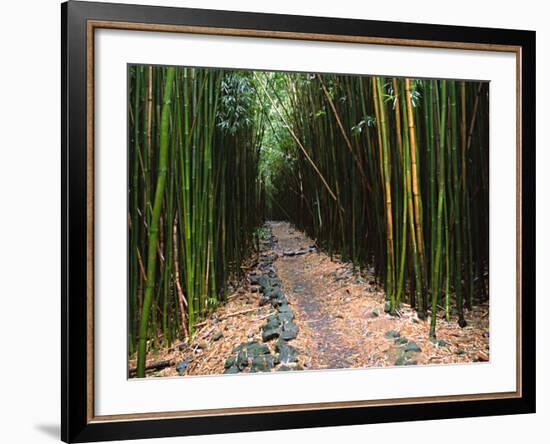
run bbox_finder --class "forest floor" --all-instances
[130,221,489,377]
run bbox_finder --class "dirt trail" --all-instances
[271,221,490,370]
[271,222,358,368]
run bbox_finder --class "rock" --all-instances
[404,342,422,353]
[384,330,401,339]
[280,322,299,341]
[224,355,236,369]
[384,301,392,313]
[263,315,282,330]
[275,339,298,364]
[270,292,288,308]
[458,318,468,328]
[176,357,192,375]
[278,303,293,314]
[232,341,256,353]
[269,288,284,300]
[245,342,270,357]
[223,365,240,374]
[278,310,295,323]
[394,356,408,366]
[394,337,408,345]
[257,275,270,290]
[371,308,380,317]
[259,294,271,306]
[251,286,259,293]
[261,327,280,342]
[212,331,223,341]
[455,348,466,355]
[236,350,249,369]
[250,354,276,372]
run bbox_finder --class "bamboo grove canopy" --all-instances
[128,65,489,378]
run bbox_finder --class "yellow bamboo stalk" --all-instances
[404,78,426,275]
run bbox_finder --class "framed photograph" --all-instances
[62,1,535,442]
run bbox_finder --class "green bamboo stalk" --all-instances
[136,66,176,378]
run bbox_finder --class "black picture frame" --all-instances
[62,1,536,442]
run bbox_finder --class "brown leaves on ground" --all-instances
[129,221,489,378]
[272,222,489,370]
[128,290,278,377]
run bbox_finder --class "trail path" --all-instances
[270,222,359,368]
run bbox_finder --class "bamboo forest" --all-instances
[128,65,489,378]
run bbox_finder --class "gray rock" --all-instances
[245,342,270,357]
[232,341,257,353]
[394,337,408,345]
[176,357,192,375]
[371,308,380,317]
[280,322,299,341]
[270,290,287,308]
[394,356,408,366]
[224,355,236,369]
[263,315,282,330]
[259,294,271,306]
[384,301,392,313]
[283,248,307,256]
[278,303,293,314]
[249,274,261,286]
[278,310,295,323]
[429,338,449,347]
[404,342,422,353]
[261,327,280,342]
[257,275,270,290]
[212,331,223,341]
[236,350,248,369]
[275,340,298,364]
[384,330,401,339]
[250,354,276,372]
[223,365,240,374]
